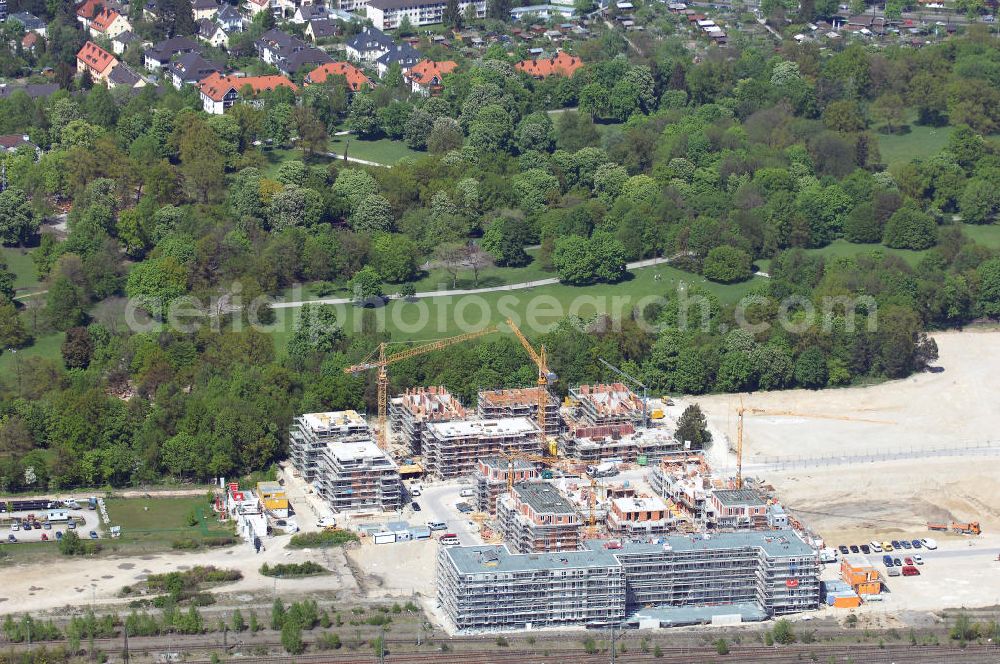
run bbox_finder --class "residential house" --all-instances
[0,1,6,21]
[405,58,456,95]
[166,51,221,89]
[255,28,332,76]
[344,26,394,62]
[292,4,325,22]
[216,4,244,30]
[515,50,583,78]
[242,0,272,19]
[338,0,371,12]
[0,82,59,99]
[0,134,38,155]
[111,30,139,55]
[107,63,147,90]
[304,61,373,92]
[305,17,340,41]
[197,18,229,48]
[191,0,219,20]
[375,41,421,77]
[274,0,320,16]
[9,11,46,35]
[76,0,103,27]
[89,7,132,40]
[144,36,200,70]
[365,0,485,29]
[143,0,164,21]
[197,71,297,114]
[21,32,38,52]
[76,41,119,82]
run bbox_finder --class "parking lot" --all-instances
[411,481,484,546]
[1,508,102,544]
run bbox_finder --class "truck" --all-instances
[588,462,618,478]
[87,497,97,510]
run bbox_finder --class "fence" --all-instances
[751,441,1000,471]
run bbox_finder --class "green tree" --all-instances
[702,246,752,283]
[177,118,226,203]
[959,179,999,225]
[883,205,937,250]
[45,276,87,330]
[772,619,796,644]
[351,194,393,235]
[0,188,37,246]
[271,598,286,631]
[482,215,531,266]
[674,404,712,449]
[333,169,379,210]
[553,235,598,285]
[468,104,513,154]
[590,231,627,283]
[443,0,463,26]
[232,609,246,633]
[348,95,380,138]
[125,257,189,317]
[977,257,1000,318]
[794,348,828,388]
[348,266,384,305]
[427,117,464,154]
[371,234,418,284]
[0,300,29,349]
[281,620,305,655]
[61,326,94,369]
[822,100,866,133]
[872,92,905,133]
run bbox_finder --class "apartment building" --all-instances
[437,544,626,631]
[288,410,372,481]
[477,387,560,436]
[316,440,403,513]
[255,28,333,76]
[708,488,769,529]
[422,417,540,479]
[561,424,680,463]
[568,383,645,427]
[473,456,539,514]
[648,454,711,524]
[496,481,582,553]
[76,41,119,83]
[606,496,671,536]
[366,0,485,29]
[197,72,297,114]
[389,386,467,455]
[437,529,820,631]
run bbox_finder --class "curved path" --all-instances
[271,255,683,310]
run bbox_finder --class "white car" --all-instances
[913,554,924,565]
[921,538,938,550]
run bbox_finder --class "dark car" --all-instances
[900,540,912,549]
[849,545,860,553]
[89,530,98,540]
[67,521,76,530]
[882,554,894,566]
[838,545,849,555]
[411,502,422,512]
[6,534,16,543]
[891,540,901,549]
[42,522,51,530]
[55,531,63,541]
[33,522,41,530]
[893,557,902,566]
[911,539,922,549]
[860,544,871,554]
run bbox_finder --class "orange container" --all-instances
[833,595,862,608]
[854,581,881,595]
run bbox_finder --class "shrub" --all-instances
[316,633,342,650]
[715,638,729,655]
[288,530,359,548]
[772,619,796,645]
[260,561,327,577]
[702,246,753,283]
[495,636,509,647]
[171,539,199,550]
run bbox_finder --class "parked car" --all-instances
[456,502,473,513]
[6,534,16,543]
[411,502,422,512]
[887,567,901,577]
[890,540,901,549]
[901,565,920,576]
[838,545,849,555]
[904,557,914,566]
[10,523,18,532]
[913,554,924,565]
[67,521,76,530]
[42,522,51,530]
[89,530,98,540]
[849,545,860,553]
[911,539,922,549]
[860,544,870,554]
[882,541,894,551]
[921,538,937,550]
[882,555,894,567]
[41,533,48,541]
[55,531,63,541]
[900,540,912,550]
[427,521,447,531]
[893,557,902,566]
[869,541,882,552]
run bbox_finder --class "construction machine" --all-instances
[343,327,497,451]
[507,319,558,456]
[734,398,896,489]
[952,521,982,535]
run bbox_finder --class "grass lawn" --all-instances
[1,246,40,292]
[327,134,421,165]
[261,146,334,178]
[267,262,766,351]
[105,496,234,549]
[0,331,64,375]
[961,222,1000,249]
[877,124,951,168]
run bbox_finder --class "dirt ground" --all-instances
[695,328,1000,543]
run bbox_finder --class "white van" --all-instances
[921,537,938,550]
[869,541,882,553]
[439,534,460,546]
[409,484,422,497]
[459,488,474,498]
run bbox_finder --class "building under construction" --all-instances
[496,481,583,553]
[477,387,560,435]
[606,496,672,537]
[288,411,371,482]
[473,457,539,514]
[422,417,540,479]
[567,383,645,427]
[649,455,713,526]
[437,529,820,631]
[561,424,681,463]
[390,386,468,455]
[316,440,402,513]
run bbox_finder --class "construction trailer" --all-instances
[390,386,468,455]
[256,481,289,518]
[474,456,540,514]
[316,440,403,513]
[477,387,561,435]
[437,529,820,632]
[496,481,583,553]
[422,417,541,480]
[288,411,371,481]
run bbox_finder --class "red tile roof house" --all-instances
[75,0,104,27]
[197,72,298,114]
[89,7,132,39]
[515,50,583,79]
[304,62,374,93]
[405,59,457,95]
[76,41,119,83]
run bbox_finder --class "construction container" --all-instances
[650,410,664,420]
[854,580,881,596]
[841,555,878,585]
[832,595,862,609]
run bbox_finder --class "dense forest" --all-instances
[1,2,1000,491]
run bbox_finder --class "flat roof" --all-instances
[425,417,538,439]
[589,529,816,558]
[328,440,396,464]
[480,456,536,470]
[628,602,766,626]
[444,543,621,575]
[514,481,577,515]
[257,481,284,492]
[301,410,368,431]
[712,488,766,507]
[613,496,668,512]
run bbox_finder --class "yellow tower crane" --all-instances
[734,397,896,488]
[343,327,497,451]
[507,319,558,456]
